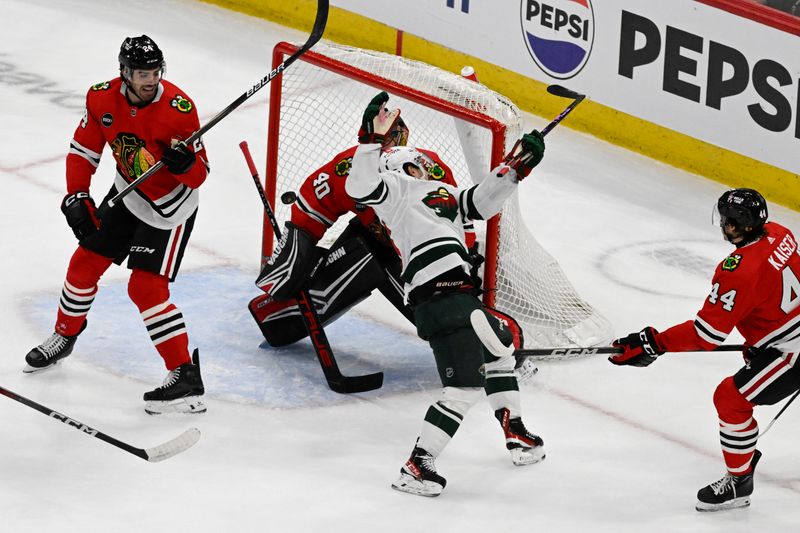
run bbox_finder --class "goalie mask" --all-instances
[713,188,768,246]
[379,147,441,181]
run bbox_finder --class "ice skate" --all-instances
[144,349,206,415]
[24,322,86,373]
[391,445,447,497]
[495,408,545,466]
[696,450,761,512]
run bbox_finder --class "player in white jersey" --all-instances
[345,92,547,497]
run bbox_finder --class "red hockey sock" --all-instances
[714,376,758,475]
[128,269,191,370]
[55,246,113,336]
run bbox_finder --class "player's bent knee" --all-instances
[713,376,753,419]
[128,269,170,310]
[438,386,482,416]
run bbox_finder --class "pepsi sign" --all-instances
[520,0,595,79]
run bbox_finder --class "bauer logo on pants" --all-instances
[520,0,595,80]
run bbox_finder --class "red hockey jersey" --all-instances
[289,145,476,248]
[657,222,800,353]
[67,77,208,229]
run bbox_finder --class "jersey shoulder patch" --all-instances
[334,156,353,176]
[90,81,111,91]
[169,94,194,113]
[721,253,743,272]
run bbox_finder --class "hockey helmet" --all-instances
[714,188,768,245]
[379,147,440,180]
[119,35,165,73]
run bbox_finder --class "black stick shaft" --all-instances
[1,385,147,460]
[514,344,745,357]
[108,0,330,207]
[540,86,586,137]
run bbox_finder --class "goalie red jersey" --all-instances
[67,77,208,229]
[657,221,800,352]
[289,145,476,248]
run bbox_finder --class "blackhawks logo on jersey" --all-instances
[721,254,742,271]
[111,133,156,178]
[334,157,352,176]
[91,81,111,91]
[171,94,193,113]
[422,187,458,222]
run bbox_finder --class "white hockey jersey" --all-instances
[345,143,519,298]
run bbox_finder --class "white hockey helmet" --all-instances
[378,147,442,181]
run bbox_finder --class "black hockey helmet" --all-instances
[715,188,768,245]
[119,35,164,72]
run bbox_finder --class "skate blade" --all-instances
[22,360,63,374]
[511,446,546,466]
[145,396,207,415]
[391,474,443,497]
[695,496,751,512]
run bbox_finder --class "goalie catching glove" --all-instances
[503,130,545,179]
[608,327,664,367]
[358,91,404,145]
[61,191,100,240]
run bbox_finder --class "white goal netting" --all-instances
[265,41,613,353]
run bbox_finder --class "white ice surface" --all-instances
[1,1,799,532]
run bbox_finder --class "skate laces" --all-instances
[710,474,734,495]
[38,333,69,359]
[158,368,181,389]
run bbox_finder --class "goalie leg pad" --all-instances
[250,228,386,346]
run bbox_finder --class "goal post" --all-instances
[263,41,613,354]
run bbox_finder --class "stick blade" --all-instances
[546,84,585,101]
[328,372,384,394]
[145,427,201,463]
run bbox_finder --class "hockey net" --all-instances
[263,41,612,354]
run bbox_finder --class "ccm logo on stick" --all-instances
[521,0,595,79]
[618,10,800,138]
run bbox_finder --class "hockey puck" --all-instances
[280,191,297,205]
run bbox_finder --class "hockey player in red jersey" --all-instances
[24,35,209,415]
[610,188,800,511]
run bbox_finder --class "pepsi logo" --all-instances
[520,0,595,80]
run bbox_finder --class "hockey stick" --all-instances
[759,387,800,439]
[0,385,200,462]
[540,85,585,137]
[239,141,384,394]
[513,344,745,358]
[107,0,330,208]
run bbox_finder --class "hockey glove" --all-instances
[162,142,196,175]
[503,130,545,180]
[609,327,664,367]
[256,222,321,300]
[61,191,100,240]
[358,91,402,145]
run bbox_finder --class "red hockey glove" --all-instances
[609,327,664,367]
[358,91,403,145]
[61,191,100,241]
[503,130,545,180]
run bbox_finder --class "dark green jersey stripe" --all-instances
[350,180,387,205]
[401,243,470,283]
[423,403,462,437]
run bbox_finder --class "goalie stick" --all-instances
[0,385,200,462]
[513,345,745,357]
[239,141,384,394]
[108,0,330,207]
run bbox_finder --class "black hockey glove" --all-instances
[609,327,664,367]
[503,130,545,180]
[162,143,196,175]
[256,222,321,300]
[358,91,402,145]
[61,191,100,240]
